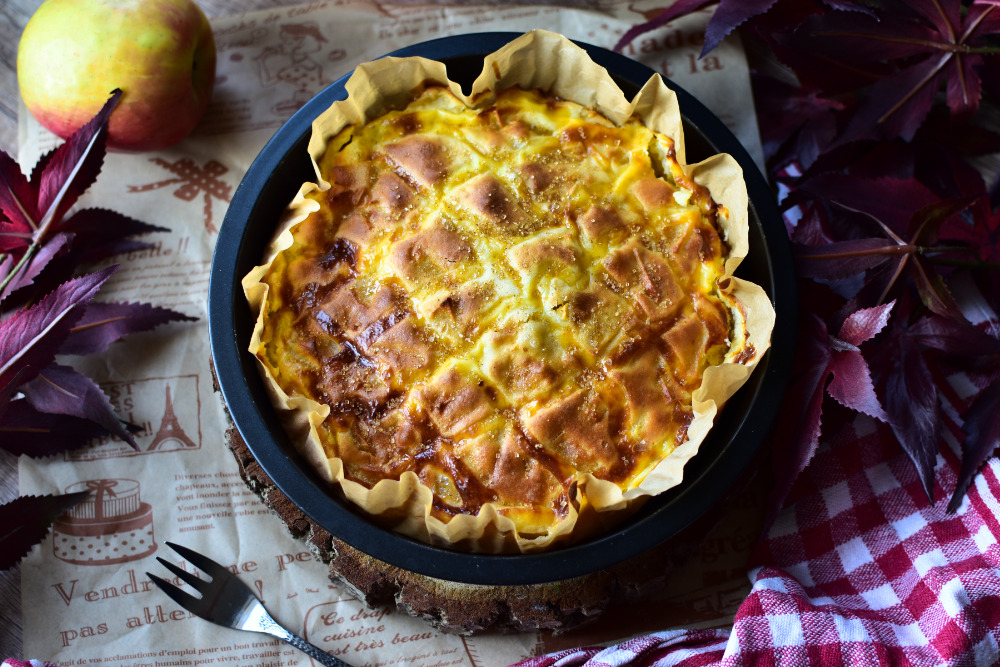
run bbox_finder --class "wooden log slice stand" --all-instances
[224,419,760,636]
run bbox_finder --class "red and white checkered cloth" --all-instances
[514,409,1000,666]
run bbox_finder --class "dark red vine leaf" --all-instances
[768,312,833,523]
[753,72,842,169]
[0,367,25,426]
[801,174,940,234]
[0,399,119,457]
[0,91,195,462]
[20,363,137,449]
[768,301,895,520]
[911,257,962,320]
[794,237,895,281]
[908,194,979,246]
[0,266,116,396]
[614,0,778,56]
[0,232,73,301]
[0,492,90,570]
[787,1,1000,144]
[908,313,1000,357]
[907,195,979,319]
[941,193,1000,264]
[61,301,197,356]
[34,89,121,237]
[841,56,950,145]
[613,0,1000,512]
[873,310,942,502]
[958,2,1000,45]
[614,0,715,53]
[906,313,1000,389]
[0,150,38,250]
[701,0,780,56]
[0,90,122,303]
[837,298,895,346]
[796,174,974,317]
[828,302,893,418]
[826,346,887,420]
[799,7,935,66]
[950,382,1000,512]
[60,207,167,264]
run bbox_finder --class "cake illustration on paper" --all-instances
[52,478,157,565]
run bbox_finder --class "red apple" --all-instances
[17,0,216,152]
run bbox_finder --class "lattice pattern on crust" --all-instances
[255,86,732,537]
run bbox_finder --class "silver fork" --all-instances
[147,541,349,667]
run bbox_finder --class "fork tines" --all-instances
[145,541,232,612]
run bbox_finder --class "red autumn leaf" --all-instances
[0,266,116,397]
[827,346,887,420]
[883,343,940,502]
[0,398,126,458]
[614,0,779,55]
[753,72,842,168]
[60,207,167,264]
[0,85,196,461]
[794,237,896,281]
[827,303,893,421]
[768,313,832,523]
[0,150,38,251]
[839,297,895,346]
[791,0,1000,144]
[768,302,892,520]
[0,90,121,301]
[20,363,137,449]
[941,194,1000,264]
[614,0,715,53]
[0,367,26,426]
[796,174,974,317]
[701,0,780,56]
[61,301,197,356]
[950,382,1000,512]
[0,492,90,570]
[839,52,948,145]
[614,0,1000,512]
[0,232,73,302]
[870,304,945,502]
[34,89,121,238]
[0,91,201,551]
[908,313,1000,358]
[802,174,940,235]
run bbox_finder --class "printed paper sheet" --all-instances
[16,2,764,665]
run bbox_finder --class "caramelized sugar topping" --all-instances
[256,86,732,535]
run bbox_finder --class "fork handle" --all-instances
[281,632,350,667]
[257,620,350,667]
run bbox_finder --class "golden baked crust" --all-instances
[253,85,737,540]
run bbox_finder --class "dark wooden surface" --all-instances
[224,423,754,636]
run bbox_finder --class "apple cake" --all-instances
[245,31,771,553]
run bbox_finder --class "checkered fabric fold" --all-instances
[513,413,1000,666]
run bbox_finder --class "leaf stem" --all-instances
[919,245,979,256]
[926,256,1000,270]
[801,244,917,259]
[69,315,129,333]
[800,244,977,261]
[0,241,39,297]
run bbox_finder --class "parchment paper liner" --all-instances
[243,30,776,554]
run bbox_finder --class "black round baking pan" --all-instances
[209,32,797,586]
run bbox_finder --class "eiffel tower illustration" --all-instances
[147,385,197,451]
